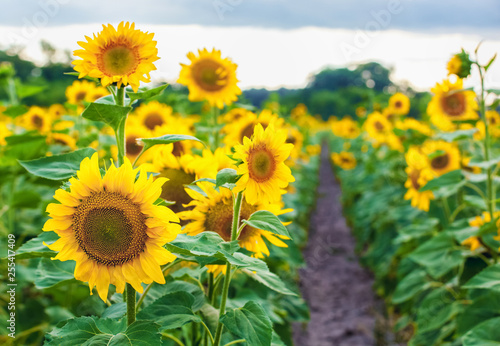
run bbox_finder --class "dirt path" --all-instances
[292,145,377,346]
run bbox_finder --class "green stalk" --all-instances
[114,87,127,166]
[476,62,495,216]
[126,283,136,325]
[112,86,136,324]
[213,191,243,346]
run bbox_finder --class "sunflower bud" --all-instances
[447,50,472,79]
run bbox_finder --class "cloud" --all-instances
[1,0,499,34]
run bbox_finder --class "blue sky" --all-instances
[1,0,499,90]
[2,0,499,33]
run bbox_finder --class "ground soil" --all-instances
[292,146,379,346]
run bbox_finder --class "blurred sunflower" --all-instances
[123,121,151,163]
[43,153,180,301]
[388,93,410,116]
[428,79,478,131]
[18,106,52,134]
[152,117,199,157]
[73,21,159,92]
[404,146,435,211]
[178,48,241,109]
[331,151,356,170]
[148,145,205,213]
[422,140,461,177]
[395,118,433,137]
[463,211,500,251]
[332,117,360,139]
[223,109,284,146]
[133,101,174,131]
[233,123,295,205]
[46,133,77,150]
[179,182,291,260]
[0,122,11,145]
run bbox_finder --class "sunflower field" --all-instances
[1,21,500,346]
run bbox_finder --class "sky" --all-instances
[1,0,499,91]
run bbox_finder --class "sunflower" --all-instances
[447,51,472,79]
[178,48,241,109]
[403,146,435,211]
[331,152,356,170]
[332,117,360,139]
[290,103,308,120]
[43,153,180,301]
[364,111,402,150]
[395,118,433,137]
[197,147,237,179]
[222,107,253,124]
[285,126,304,160]
[233,123,295,205]
[66,80,106,106]
[73,22,159,92]
[428,79,478,131]
[0,122,11,146]
[179,182,290,259]
[18,106,52,134]
[464,211,500,251]
[133,101,174,131]
[421,140,461,177]
[223,109,284,146]
[152,117,200,157]
[388,93,410,116]
[148,145,205,213]
[48,104,66,119]
[123,120,151,163]
[46,133,77,150]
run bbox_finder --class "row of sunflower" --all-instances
[329,46,500,345]
[0,23,324,345]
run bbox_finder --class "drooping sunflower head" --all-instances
[447,50,472,79]
[331,151,356,170]
[179,183,290,259]
[73,22,159,92]
[233,123,295,205]
[428,79,478,131]
[43,153,180,301]
[133,100,174,131]
[178,48,241,109]
[388,93,410,116]
[421,140,461,177]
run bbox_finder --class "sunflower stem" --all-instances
[475,60,496,218]
[209,106,220,151]
[213,191,243,346]
[126,283,136,326]
[114,86,127,166]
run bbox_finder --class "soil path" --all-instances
[292,145,377,346]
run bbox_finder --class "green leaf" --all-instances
[420,170,465,198]
[16,232,58,259]
[392,269,431,304]
[469,157,500,169]
[35,258,76,289]
[5,133,47,160]
[435,129,477,142]
[464,264,500,290]
[220,301,272,346]
[11,189,41,208]
[409,232,463,279]
[237,253,297,296]
[164,232,240,266]
[127,84,168,103]
[19,148,97,180]
[416,287,459,333]
[457,291,500,335]
[136,291,201,330]
[485,53,497,72]
[464,195,487,210]
[138,134,205,153]
[242,210,291,239]
[215,168,240,189]
[16,83,46,99]
[463,317,500,346]
[82,101,132,130]
[45,316,161,346]
[3,105,28,118]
